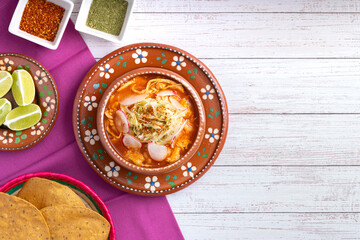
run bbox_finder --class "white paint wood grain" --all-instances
[69,0,360,238]
[71,13,360,59]
[204,59,360,114]
[71,0,360,13]
[174,213,360,240]
[167,166,360,213]
[221,114,360,166]
[90,59,360,114]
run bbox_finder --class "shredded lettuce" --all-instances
[122,97,186,144]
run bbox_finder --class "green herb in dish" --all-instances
[86,0,128,36]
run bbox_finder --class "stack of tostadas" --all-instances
[0,177,110,240]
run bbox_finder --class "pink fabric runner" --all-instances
[0,1,184,239]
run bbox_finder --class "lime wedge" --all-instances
[4,104,42,131]
[0,98,12,126]
[0,71,13,98]
[12,69,35,106]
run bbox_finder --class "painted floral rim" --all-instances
[0,53,59,151]
[0,172,116,239]
[73,43,229,196]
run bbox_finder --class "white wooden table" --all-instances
[71,1,360,239]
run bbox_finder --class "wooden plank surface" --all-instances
[174,213,360,240]
[90,59,360,114]
[72,0,360,13]
[71,13,360,59]
[202,59,360,114]
[70,0,360,239]
[221,114,360,166]
[167,166,360,213]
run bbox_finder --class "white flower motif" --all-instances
[181,162,197,178]
[31,123,44,136]
[144,176,160,192]
[0,58,14,71]
[34,70,48,85]
[205,128,219,143]
[200,85,215,100]
[84,129,100,145]
[42,96,55,112]
[0,131,14,144]
[171,56,186,71]
[104,161,120,177]
[132,49,148,64]
[83,96,98,111]
[99,64,114,79]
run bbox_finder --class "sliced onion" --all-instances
[119,94,147,106]
[148,142,167,161]
[169,96,186,111]
[170,120,187,148]
[161,120,188,145]
[114,110,130,133]
[157,90,176,97]
[122,134,142,150]
[175,120,187,137]
[170,136,176,148]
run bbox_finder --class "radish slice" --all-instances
[119,94,147,106]
[148,142,167,161]
[122,134,142,150]
[115,110,130,133]
[169,96,186,111]
[157,90,176,97]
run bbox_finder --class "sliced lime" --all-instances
[0,71,13,98]
[0,98,12,126]
[4,104,42,131]
[12,69,35,106]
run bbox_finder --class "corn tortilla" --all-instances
[0,192,50,240]
[41,205,110,240]
[17,177,85,209]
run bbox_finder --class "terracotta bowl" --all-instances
[97,67,206,175]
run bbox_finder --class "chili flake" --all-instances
[19,0,65,42]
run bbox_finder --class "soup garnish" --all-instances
[105,75,197,168]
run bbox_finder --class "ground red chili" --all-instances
[19,0,65,42]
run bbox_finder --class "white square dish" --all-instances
[75,0,135,43]
[8,0,74,50]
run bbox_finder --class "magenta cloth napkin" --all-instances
[0,1,184,239]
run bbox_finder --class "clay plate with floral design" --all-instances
[0,53,59,151]
[73,43,228,196]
